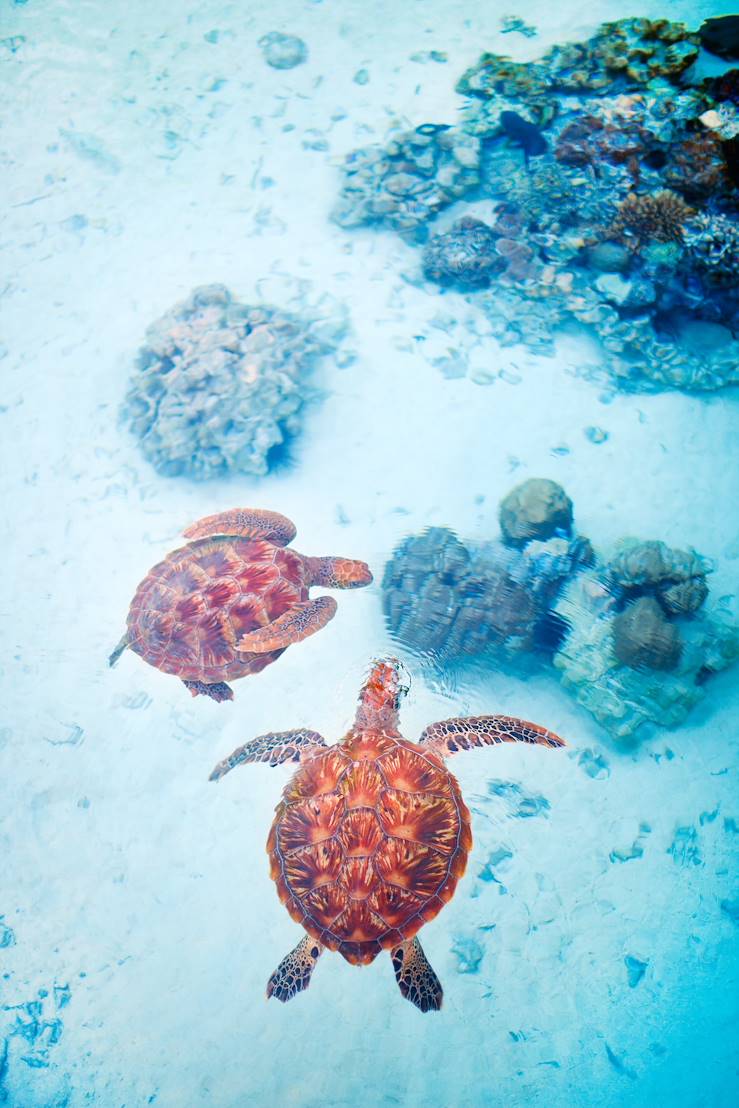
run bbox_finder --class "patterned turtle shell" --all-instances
[267,729,472,964]
[110,508,372,702]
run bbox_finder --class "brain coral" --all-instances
[124,284,345,479]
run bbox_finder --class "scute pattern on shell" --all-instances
[127,537,307,681]
[268,733,471,964]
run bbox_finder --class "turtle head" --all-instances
[306,556,373,589]
[356,658,410,727]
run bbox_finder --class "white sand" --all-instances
[2,1,738,1104]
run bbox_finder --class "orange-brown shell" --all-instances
[126,537,308,682]
[268,731,472,964]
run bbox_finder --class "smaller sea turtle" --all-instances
[211,658,565,1010]
[110,508,372,701]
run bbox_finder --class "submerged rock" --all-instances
[607,539,709,616]
[699,16,739,60]
[499,478,573,547]
[612,597,682,672]
[585,241,631,273]
[258,32,308,69]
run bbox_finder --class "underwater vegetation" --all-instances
[334,17,739,392]
[110,508,372,701]
[209,658,564,1011]
[124,284,347,479]
[382,480,739,741]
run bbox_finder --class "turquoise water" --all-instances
[2,1,739,1105]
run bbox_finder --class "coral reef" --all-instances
[662,132,729,200]
[334,16,739,392]
[684,214,739,286]
[554,570,739,741]
[382,480,589,661]
[457,20,699,104]
[541,19,700,92]
[454,55,554,121]
[499,478,573,547]
[423,217,501,287]
[608,190,693,249]
[700,104,739,143]
[555,114,659,174]
[382,526,590,660]
[379,484,738,742]
[124,284,346,479]
[332,124,482,240]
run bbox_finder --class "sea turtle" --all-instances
[109,508,372,702]
[210,657,565,1010]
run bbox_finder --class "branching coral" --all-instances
[608,190,693,248]
[124,284,345,479]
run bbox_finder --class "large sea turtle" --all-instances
[210,657,565,1009]
[110,508,372,701]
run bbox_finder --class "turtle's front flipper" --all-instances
[391,938,443,1012]
[183,508,297,546]
[183,679,234,703]
[419,715,565,758]
[209,729,327,780]
[237,596,337,653]
[108,634,128,668]
[267,935,323,1003]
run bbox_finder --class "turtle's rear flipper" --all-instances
[237,596,337,653]
[267,935,323,1003]
[183,679,234,703]
[183,508,297,546]
[391,937,443,1012]
[108,634,128,668]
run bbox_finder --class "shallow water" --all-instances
[2,2,739,1105]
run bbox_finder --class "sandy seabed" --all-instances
[1,1,738,1105]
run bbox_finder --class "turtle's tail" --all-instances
[108,634,128,668]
